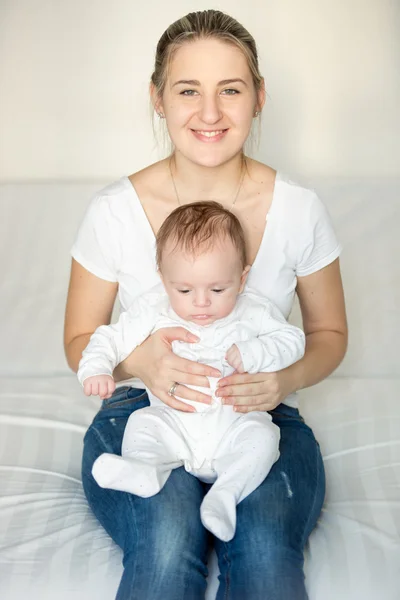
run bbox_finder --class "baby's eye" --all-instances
[178,290,190,294]
[212,289,225,294]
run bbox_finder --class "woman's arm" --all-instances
[64,259,118,374]
[64,259,145,382]
[216,259,348,411]
[288,258,347,392]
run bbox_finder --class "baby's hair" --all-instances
[156,201,247,269]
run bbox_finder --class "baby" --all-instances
[78,201,305,541]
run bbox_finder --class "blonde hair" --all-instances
[156,201,247,269]
[151,10,263,99]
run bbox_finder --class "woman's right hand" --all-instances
[122,327,221,412]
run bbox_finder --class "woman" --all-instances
[64,9,347,600]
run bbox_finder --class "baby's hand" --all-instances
[225,344,245,374]
[83,375,116,400]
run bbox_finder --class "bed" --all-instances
[0,178,399,599]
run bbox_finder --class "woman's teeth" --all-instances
[196,130,224,137]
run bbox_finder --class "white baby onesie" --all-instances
[78,286,305,541]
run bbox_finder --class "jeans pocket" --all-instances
[269,404,305,423]
[100,386,148,410]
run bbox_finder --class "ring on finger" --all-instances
[168,382,178,396]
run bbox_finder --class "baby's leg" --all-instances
[200,413,280,541]
[92,407,188,497]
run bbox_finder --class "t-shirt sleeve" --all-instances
[296,191,342,277]
[71,194,119,282]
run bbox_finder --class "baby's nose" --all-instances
[193,293,211,306]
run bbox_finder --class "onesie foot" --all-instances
[92,453,167,497]
[200,490,237,542]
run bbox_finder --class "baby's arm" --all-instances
[77,288,165,394]
[226,301,305,374]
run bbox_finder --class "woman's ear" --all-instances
[239,265,251,293]
[256,78,266,114]
[150,82,164,117]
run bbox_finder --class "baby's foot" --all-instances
[200,490,237,542]
[92,453,165,497]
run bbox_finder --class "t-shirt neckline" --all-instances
[122,170,280,269]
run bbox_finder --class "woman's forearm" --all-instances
[66,337,138,385]
[287,330,348,394]
[65,333,138,383]
[65,334,92,374]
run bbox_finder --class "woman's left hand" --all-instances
[216,369,295,413]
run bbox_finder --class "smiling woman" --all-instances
[153,38,262,168]
[64,8,347,600]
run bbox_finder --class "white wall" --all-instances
[0,0,399,181]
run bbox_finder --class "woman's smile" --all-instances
[191,128,229,142]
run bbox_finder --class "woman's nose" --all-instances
[198,94,222,124]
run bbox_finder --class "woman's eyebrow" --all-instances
[219,78,248,87]
[172,78,248,87]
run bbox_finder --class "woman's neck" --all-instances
[169,151,248,204]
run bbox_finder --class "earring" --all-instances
[254,111,260,118]
[157,112,165,119]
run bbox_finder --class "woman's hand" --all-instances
[216,367,296,413]
[123,327,221,412]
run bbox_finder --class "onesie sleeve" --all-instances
[71,193,119,282]
[235,299,305,374]
[296,191,342,277]
[77,288,166,385]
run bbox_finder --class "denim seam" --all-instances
[120,494,139,599]
[89,423,118,458]
[222,544,231,599]
[300,440,323,549]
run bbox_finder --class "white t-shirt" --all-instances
[71,172,341,407]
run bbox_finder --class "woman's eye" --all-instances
[221,89,239,95]
[181,90,198,96]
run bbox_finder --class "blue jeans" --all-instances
[82,387,325,599]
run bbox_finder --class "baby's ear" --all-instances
[239,265,251,292]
